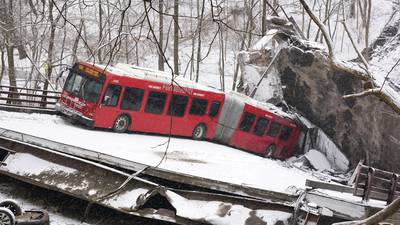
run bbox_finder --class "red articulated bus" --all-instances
[56,61,300,158]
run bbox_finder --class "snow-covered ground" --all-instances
[0,110,320,194]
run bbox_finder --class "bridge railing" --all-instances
[0,85,61,114]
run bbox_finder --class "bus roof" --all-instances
[92,62,224,95]
[226,91,296,121]
[82,61,295,123]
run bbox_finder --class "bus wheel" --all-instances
[0,208,15,225]
[192,124,206,140]
[113,114,130,133]
[265,144,276,158]
[0,200,22,216]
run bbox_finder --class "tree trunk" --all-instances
[261,0,267,36]
[195,0,205,82]
[1,0,18,101]
[188,0,195,79]
[41,0,56,107]
[158,0,164,71]
[173,0,179,74]
[0,49,4,86]
[6,44,18,103]
[364,0,372,61]
[245,0,255,48]
[98,0,104,63]
[219,30,225,91]
[72,20,84,63]
[232,0,255,90]
[350,0,356,18]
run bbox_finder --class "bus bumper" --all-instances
[55,102,94,127]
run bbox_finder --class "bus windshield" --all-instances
[64,70,104,103]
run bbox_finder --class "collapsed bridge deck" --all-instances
[0,110,387,223]
[0,110,312,196]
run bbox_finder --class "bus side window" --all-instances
[102,85,121,106]
[145,91,167,114]
[266,122,281,137]
[189,98,208,116]
[279,126,293,141]
[168,95,189,117]
[209,101,221,117]
[120,87,144,111]
[253,118,269,136]
[239,112,256,132]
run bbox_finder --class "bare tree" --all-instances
[0,0,19,101]
[219,28,225,91]
[98,0,104,63]
[173,0,179,74]
[41,0,57,106]
[261,0,267,36]
[158,0,165,71]
[299,0,400,114]
[0,46,4,86]
[364,0,372,61]
[195,0,205,82]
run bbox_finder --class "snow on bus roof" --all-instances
[226,91,296,120]
[94,63,223,94]
[91,62,294,121]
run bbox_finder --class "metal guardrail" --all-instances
[0,85,60,114]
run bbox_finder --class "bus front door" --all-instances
[94,84,122,129]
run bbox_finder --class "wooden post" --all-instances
[364,167,375,201]
[388,173,399,204]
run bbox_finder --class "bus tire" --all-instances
[265,144,276,158]
[0,207,15,225]
[113,114,131,133]
[192,124,207,140]
[0,200,22,216]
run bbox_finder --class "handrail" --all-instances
[0,85,61,94]
[0,90,59,99]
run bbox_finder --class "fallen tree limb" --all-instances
[332,197,400,225]
[343,88,400,114]
[343,88,381,98]
[341,21,370,74]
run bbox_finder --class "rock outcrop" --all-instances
[276,43,399,171]
[237,16,400,171]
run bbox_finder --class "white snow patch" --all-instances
[166,190,291,225]
[103,188,149,209]
[304,150,332,171]
[312,129,349,172]
[251,29,279,50]
[88,189,97,196]
[6,153,76,176]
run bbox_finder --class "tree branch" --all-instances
[299,0,333,60]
